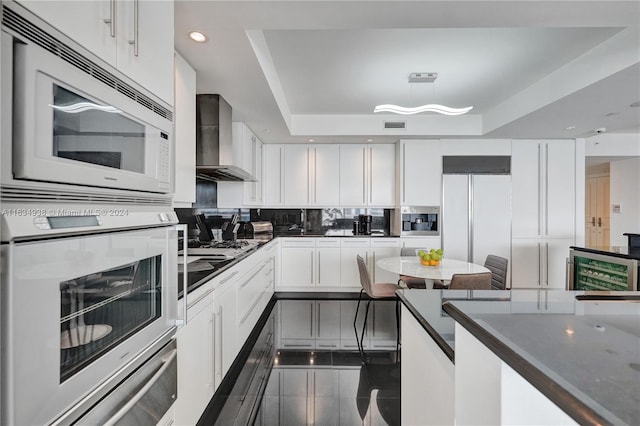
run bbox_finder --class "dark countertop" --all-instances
[571,245,640,260]
[274,229,398,238]
[398,289,640,426]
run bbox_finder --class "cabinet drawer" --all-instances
[281,239,315,248]
[315,339,340,350]
[340,238,370,248]
[316,238,340,248]
[370,238,400,248]
[280,339,315,349]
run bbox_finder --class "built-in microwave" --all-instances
[400,206,440,236]
[1,5,173,200]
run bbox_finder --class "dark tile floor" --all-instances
[255,351,400,426]
[203,299,401,426]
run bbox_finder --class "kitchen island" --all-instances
[398,289,640,425]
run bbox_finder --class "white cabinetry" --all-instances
[213,270,238,384]
[175,293,214,426]
[511,140,575,289]
[217,123,263,207]
[399,140,442,206]
[17,0,174,103]
[401,236,442,249]
[172,53,196,206]
[279,238,341,288]
[339,144,396,207]
[340,238,400,288]
[262,144,284,206]
[280,145,340,207]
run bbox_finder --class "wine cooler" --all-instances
[569,249,638,291]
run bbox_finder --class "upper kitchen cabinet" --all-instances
[235,123,263,206]
[399,140,442,206]
[280,144,340,207]
[512,140,576,238]
[263,144,284,206]
[16,0,174,104]
[172,53,196,206]
[339,144,396,207]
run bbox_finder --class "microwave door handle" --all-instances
[102,348,177,426]
[176,225,188,326]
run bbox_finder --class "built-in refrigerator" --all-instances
[442,156,511,287]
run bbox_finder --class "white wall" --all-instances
[585,133,640,156]
[609,157,640,246]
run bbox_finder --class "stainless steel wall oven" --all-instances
[1,211,179,425]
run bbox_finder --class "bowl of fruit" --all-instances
[416,248,443,266]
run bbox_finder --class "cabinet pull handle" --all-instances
[314,148,317,204]
[369,147,373,203]
[307,148,310,204]
[310,251,314,284]
[597,217,602,227]
[537,242,541,286]
[177,225,188,326]
[372,303,376,337]
[362,148,367,204]
[318,252,321,284]
[104,0,116,37]
[317,303,321,336]
[216,306,222,381]
[402,144,406,203]
[591,217,596,226]
[538,143,542,236]
[128,0,139,57]
[279,147,283,204]
[310,302,313,337]
[220,270,239,284]
[372,252,376,283]
[209,314,214,388]
[544,143,549,235]
[545,242,549,286]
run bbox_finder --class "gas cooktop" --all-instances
[181,239,260,257]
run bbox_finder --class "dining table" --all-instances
[376,256,490,287]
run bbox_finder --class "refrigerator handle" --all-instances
[565,258,572,290]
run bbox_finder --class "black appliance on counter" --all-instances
[222,214,240,241]
[357,214,373,235]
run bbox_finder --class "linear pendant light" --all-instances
[374,72,473,116]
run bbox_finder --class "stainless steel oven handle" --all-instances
[102,349,177,426]
[177,224,188,326]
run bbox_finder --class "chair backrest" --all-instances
[356,255,373,296]
[484,255,508,290]
[400,247,415,256]
[449,272,492,290]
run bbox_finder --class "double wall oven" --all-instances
[1,212,180,425]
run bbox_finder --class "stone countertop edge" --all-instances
[441,301,609,426]
[396,291,454,362]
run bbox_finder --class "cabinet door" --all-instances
[263,145,284,206]
[339,144,367,206]
[371,246,400,284]
[369,144,396,206]
[511,140,542,238]
[543,238,572,289]
[312,145,340,206]
[316,248,341,287]
[175,301,214,425]
[283,145,311,206]
[116,0,174,104]
[370,301,398,349]
[315,301,341,349]
[401,140,442,206]
[340,241,370,288]
[17,0,117,66]
[280,247,314,287]
[173,53,196,205]
[214,281,237,385]
[401,237,441,249]
[511,239,543,289]
[340,301,369,350]
[279,301,315,341]
[243,130,261,206]
[544,140,575,237]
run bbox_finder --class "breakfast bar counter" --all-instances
[398,289,640,425]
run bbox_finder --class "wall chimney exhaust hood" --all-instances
[196,94,256,182]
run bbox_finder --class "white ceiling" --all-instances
[174,0,640,144]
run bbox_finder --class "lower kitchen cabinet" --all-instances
[175,293,214,426]
[213,275,238,384]
[280,241,315,287]
[277,300,397,350]
[511,238,573,289]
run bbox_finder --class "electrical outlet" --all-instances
[612,204,621,213]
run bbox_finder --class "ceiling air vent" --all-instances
[384,121,406,129]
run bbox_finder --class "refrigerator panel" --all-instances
[472,175,512,287]
[442,174,470,262]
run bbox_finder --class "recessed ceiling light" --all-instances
[565,126,576,130]
[605,112,619,117]
[367,139,373,142]
[189,31,207,43]
[308,138,315,142]
[630,101,640,108]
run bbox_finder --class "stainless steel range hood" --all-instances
[196,94,256,182]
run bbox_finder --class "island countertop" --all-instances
[398,289,640,425]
